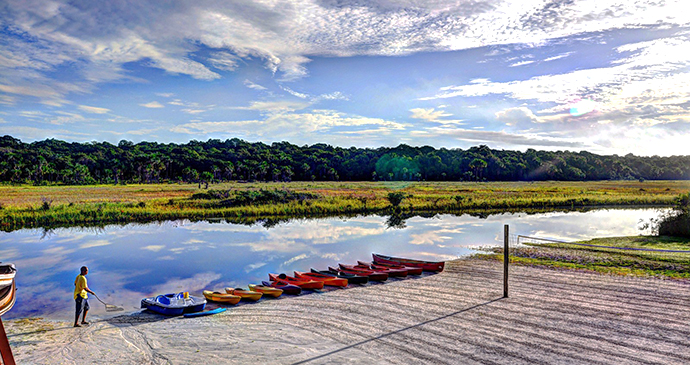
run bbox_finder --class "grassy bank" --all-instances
[480,235,690,279]
[0,180,688,231]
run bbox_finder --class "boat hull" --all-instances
[268,273,324,289]
[203,290,241,304]
[358,260,423,276]
[294,271,348,287]
[330,266,388,282]
[373,253,445,272]
[311,268,369,284]
[262,281,302,295]
[184,307,227,318]
[248,284,283,297]
[225,288,263,301]
[141,293,207,316]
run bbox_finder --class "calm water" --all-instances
[0,208,664,320]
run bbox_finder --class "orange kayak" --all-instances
[203,290,241,305]
[294,271,348,287]
[268,273,324,290]
[225,288,263,301]
[248,284,283,298]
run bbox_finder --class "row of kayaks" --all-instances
[141,253,444,316]
[0,263,17,317]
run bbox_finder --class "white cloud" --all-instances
[409,107,463,125]
[140,101,164,108]
[141,245,165,252]
[495,107,539,125]
[78,105,110,114]
[244,80,267,90]
[281,86,309,99]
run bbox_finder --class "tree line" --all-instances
[0,135,688,185]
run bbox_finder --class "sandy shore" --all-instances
[4,258,690,364]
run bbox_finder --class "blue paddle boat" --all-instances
[141,292,206,316]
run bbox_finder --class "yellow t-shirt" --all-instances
[74,274,88,300]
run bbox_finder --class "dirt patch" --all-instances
[4,258,690,364]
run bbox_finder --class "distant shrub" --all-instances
[41,197,52,211]
[137,201,146,208]
[191,188,318,207]
[387,192,407,207]
[191,189,231,200]
[229,189,318,206]
[645,193,690,238]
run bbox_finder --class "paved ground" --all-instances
[4,258,690,364]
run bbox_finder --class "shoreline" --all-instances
[4,257,690,364]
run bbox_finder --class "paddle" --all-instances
[93,293,124,312]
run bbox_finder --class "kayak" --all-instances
[294,271,348,287]
[372,253,445,272]
[203,290,241,305]
[351,262,408,277]
[311,268,369,284]
[329,266,388,282]
[248,284,283,298]
[0,278,16,317]
[141,292,207,316]
[0,263,16,287]
[358,260,423,276]
[268,273,324,290]
[225,288,263,301]
[184,307,227,318]
[262,281,302,295]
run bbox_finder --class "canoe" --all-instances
[352,262,408,277]
[0,263,16,287]
[372,253,445,272]
[268,273,324,290]
[248,284,283,298]
[141,292,207,316]
[225,288,263,301]
[329,266,388,282]
[294,271,348,287]
[262,281,302,295]
[358,260,423,276]
[341,262,408,278]
[203,290,241,305]
[311,268,369,284]
[184,307,227,318]
[0,278,17,317]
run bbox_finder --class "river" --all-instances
[0,207,665,320]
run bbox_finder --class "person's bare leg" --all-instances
[81,309,89,325]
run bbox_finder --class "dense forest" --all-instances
[1,135,689,185]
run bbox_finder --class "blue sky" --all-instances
[1,0,689,156]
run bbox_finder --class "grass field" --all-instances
[0,180,688,231]
[480,235,690,279]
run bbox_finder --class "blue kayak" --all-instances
[183,307,227,318]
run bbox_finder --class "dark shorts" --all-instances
[75,296,90,316]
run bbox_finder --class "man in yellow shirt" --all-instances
[74,266,95,327]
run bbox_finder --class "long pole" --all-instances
[503,224,509,298]
[0,317,16,365]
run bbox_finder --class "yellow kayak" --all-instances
[225,288,263,301]
[203,290,240,305]
[248,284,283,298]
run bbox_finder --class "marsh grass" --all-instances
[1,180,688,231]
[479,235,690,279]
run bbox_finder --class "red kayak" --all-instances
[341,263,407,278]
[269,273,324,290]
[372,253,445,272]
[294,271,348,287]
[328,266,388,282]
[358,260,423,276]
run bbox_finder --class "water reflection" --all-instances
[0,208,665,320]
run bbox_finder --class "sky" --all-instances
[1,0,689,156]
